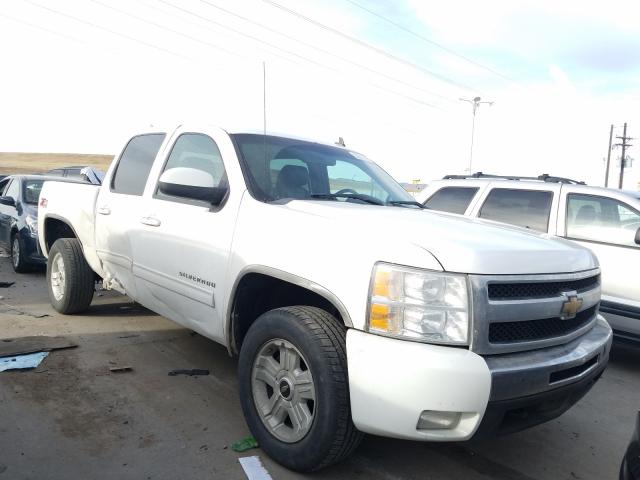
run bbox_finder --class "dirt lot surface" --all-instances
[0,256,639,480]
[0,152,113,175]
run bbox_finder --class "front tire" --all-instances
[46,238,94,314]
[238,306,363,472]
[10,233,29,273]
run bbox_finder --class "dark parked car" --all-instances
[46,166,105,185]
[622,412,640,479]
[0,175,65,271]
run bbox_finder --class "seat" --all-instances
[575,205,597,225]
[275,165,310,199]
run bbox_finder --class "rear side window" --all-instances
[479,188,553,232]
[111,134,165,195]
[424,187,479,214]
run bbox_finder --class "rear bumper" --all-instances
[346,316,612,441]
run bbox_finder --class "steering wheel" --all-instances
[334,188,359,196]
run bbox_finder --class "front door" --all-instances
[559,189,640,333]
[130,129,240,342]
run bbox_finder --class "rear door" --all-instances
[558,187,640,332]
[94,133,167,297]
[129,127,243,341]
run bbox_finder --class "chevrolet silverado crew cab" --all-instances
[417,173,640,343]
[38,126,612,471]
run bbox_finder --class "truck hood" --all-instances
[281,200,598,275]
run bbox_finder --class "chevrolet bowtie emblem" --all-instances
[560,293,583,320]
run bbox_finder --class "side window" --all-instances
[111,133,166,195]
[0,179,11,195]
[566,193,640,247]
[479,188,553,232]
[157,133,227,201]
[4,179,20,201]
[424,187,479,214]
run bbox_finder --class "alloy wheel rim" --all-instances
[251,338,316,443]
[50,253,66,301]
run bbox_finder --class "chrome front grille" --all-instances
[469,269,601,355]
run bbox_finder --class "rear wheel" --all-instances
[238,306,363,472]
[10,233,29,273]
[47,238,94,314]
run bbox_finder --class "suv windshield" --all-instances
[231,134,414,206]
[23,179,44,205]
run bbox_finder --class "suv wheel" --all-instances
[238,306,363,472]
[47,238,94,314]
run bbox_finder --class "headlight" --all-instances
[26,214,38,236]
[367,262,470,345]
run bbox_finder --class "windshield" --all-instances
[231,134,414,205]
[23,179,44,205]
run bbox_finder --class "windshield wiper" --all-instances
[387,200,426,209]
[309,193,384,205]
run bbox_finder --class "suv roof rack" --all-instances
[442,172,586,185]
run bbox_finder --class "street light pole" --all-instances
[460,96,493,173]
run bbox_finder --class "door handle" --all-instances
[97,206,111,215]
[140,216,161,227]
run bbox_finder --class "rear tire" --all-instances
[10,233,29,273]
[47,238,94,314]
[238,306,363,472]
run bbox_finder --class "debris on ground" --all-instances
[118,334,140,339]
[109,366,133,373]
[238,456,272,480]
[231,436,259,453]
[0,281,15,288]
[0,351,49,372]
[167,369,209,377]
[0,336,77,357]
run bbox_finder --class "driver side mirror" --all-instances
[0,196,15,207]
[158,167,228,205]
[635,227,640,246]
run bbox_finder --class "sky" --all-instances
[1,0,639,188]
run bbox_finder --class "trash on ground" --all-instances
[238,456,273,480]
[168,368,209,376]
[109,365,133,373]
[0,351,49,372]
[0,336,77,357]
[231,436,259,452]
[0,282,15,288]
[118,334,140,339]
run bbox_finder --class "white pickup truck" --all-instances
[38,125,612,472]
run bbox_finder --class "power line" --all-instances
[195,0,454,103]
[0,12,87,46]
[87,0,240,60]
[344,0,518,84]
[148,0,440,109]
[262,0,480,94]
[23,0,189,59]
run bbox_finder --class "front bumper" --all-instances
[346,315,612,441]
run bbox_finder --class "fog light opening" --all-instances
[416,410,462,430]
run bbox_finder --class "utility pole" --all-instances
[614,122,632,189]
[459,96,493,173]
[604,124,613,187]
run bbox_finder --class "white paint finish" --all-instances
[346,329,491,440]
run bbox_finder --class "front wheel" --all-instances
[46,238,94,314]
[238,306,363,472]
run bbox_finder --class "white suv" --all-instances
[417,173,640,342]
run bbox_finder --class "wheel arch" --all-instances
[226,266,352,355]
[42,214,80,256]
